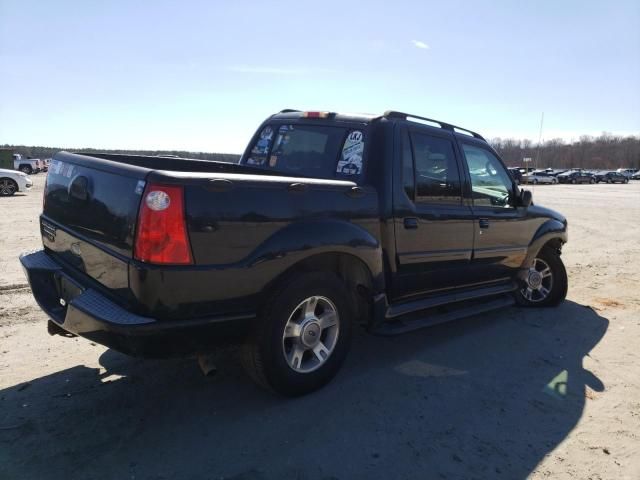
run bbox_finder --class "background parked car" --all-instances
[631,170,640,180]
[12,154,41,174]
[527,171,558,184]
[596,171,629,184]
[557,171,596,184]
[508,167,523,184]
[0,168,33,196]
[616,168,637,178]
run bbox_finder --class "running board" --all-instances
[385,281,517,319]
[371,295,515,336]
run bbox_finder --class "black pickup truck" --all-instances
[21,110,568,396]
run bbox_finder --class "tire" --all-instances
[571,179,577,184]
[0,178,18,197]
[515,246,567,308]
[533,179,538,184]
[241,272,353,396]
[19,165,32,174]
[589,178,595,184]
[624,179,629,184]
[552,179,557,184]
[607,179,612,184]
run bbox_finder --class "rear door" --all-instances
[392,126,475,300]
[458,141,529,284]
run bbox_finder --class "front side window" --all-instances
[410,132,462,204]
[243,124,364,179]
[461,144,513,207]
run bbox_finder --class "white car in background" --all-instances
[0,168,33,196]
[526,171,558,184]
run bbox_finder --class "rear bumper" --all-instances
[19,249,255,357]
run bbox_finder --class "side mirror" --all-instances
[519,189,533,207]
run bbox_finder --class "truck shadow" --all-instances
[0,300,607,480]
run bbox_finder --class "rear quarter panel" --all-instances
[129,172,383,319]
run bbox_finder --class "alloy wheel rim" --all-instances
[520,258,553,303]
[0,180,16,195]
[282,296,340,373]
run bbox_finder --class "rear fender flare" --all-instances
[246,219,384,291]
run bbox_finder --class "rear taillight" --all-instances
[134,184,193,265]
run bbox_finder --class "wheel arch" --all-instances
[522,219,567,267]
[260,251,380,326]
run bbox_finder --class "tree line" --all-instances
[4,133,640,171]
[2,144,241,163]
[490,133,640,170]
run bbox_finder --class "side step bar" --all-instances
[371,295,515,336]
[385,281,516,319]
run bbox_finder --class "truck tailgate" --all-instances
[42,153,148,292]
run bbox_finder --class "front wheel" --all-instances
[571,179,577,184]
[241,272,353,396]
[516,247,567,307]
[0,178,18,196]
[589,178,595,184]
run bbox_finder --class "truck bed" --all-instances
[40,150,382,322]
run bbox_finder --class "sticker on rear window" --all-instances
[336,130,364,175]
[247,126,274,165]
[50,160,63,175]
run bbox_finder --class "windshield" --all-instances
[243,124,365,180]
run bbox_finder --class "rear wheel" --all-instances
[516,247,567,307]
[571,179,577,184]
[241,272,353,396]
[0,178,18,196]
[624,178,629,184]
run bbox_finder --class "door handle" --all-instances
[404,218,419,229]
[479,218,490,229]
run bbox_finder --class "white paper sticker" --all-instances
[336,130,364,175]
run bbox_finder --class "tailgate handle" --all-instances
[69,175,90,202]
[288,182,308,192]
[207,178,234,192]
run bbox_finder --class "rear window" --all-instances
[244,124,365,179]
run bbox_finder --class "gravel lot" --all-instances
[1,174,639,479]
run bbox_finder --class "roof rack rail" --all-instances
[383,110,485,141]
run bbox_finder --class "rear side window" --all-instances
[401,130,415,199]
[409,132,462,204]
[243,124,365,179]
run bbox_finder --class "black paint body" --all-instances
[21,112,567,356]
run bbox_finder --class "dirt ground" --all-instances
[1,174,639,480]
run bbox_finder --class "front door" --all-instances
[392,127,475,300]
[458,141,530,284]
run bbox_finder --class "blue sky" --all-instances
[1,0,639,153]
